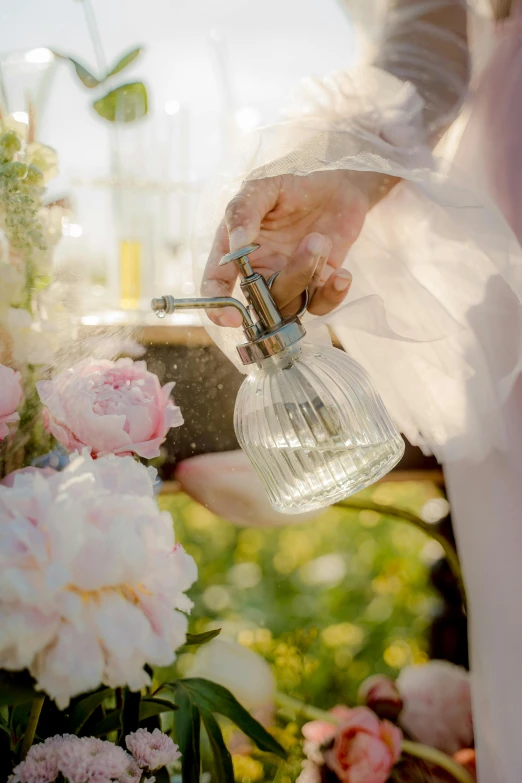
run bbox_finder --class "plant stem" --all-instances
[276,692,336,723]
[275,693,475,783]
[20,696,45,760]
[402,740,475,783]
[336,499,467,611]
[81,0,107,75]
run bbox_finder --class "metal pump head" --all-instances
[151,244,306,365]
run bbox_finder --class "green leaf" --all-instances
[93,82,148,123]
[153,768,170,783]
[106,47,142,79]
[201,710,234,783]
[121,688,141,742]
[177,679,286,759]
[68,688,112,735]
[92,709,122,737]
[173,686,201,783]
[184,628,221,646]
[0,672,36,707]
[139,697,178,721]
[56,54,100,88]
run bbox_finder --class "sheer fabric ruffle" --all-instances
[193,40,522,465]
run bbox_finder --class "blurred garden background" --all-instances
[158,479,448,782]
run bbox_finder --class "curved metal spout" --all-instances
[151,294,254,329]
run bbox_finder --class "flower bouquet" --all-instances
[0,119,286,781]
[285,661,476,783]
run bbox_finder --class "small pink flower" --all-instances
[118,758,143,782]
[323,706,402,783]
[453,749,476,780]
[126,728,181,771]
[9,735,62,783]
[358,674,403,721]
[0,363,22,441]
[9,734,132,783]
[397,661,473,754]
[58,735,130,783]
[37,358,183,459]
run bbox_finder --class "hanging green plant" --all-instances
[54,45,148,123]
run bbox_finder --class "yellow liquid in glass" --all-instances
[120,240,141,310]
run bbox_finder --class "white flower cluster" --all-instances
[0,451,197,708]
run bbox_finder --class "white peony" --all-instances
[0,451,197,708]
[6,307,58,366]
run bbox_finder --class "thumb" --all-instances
[225,178,281,251]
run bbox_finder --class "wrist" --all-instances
[343,169,400,209]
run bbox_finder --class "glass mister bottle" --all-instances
[152,243,404,514]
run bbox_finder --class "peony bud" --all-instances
[397,661,473,754]
[188,638,276,712]
[358,674,403,721]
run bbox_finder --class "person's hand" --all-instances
[202,170,372,327]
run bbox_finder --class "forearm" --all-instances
[376,0,470,140]
[353,0,470,207]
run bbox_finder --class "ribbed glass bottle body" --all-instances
[234,344,404,514]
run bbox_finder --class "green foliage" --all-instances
[169,678,285,783]
[0,672,37,708]
[93,82,148,123]
[55,46,148,124]
[106,48,142,79]
[185,629,222,647]
[68,687,112,734]
[57,55,100,88]
[0,137,46,266]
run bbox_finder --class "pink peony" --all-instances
[302,706,353,767]
[322,707,402,783]
[9,734,133,783]
[0,451,197,708]
[175,451,321,527]
[397,661,473,754]
[36,358,183,459]
[358,674,403,721]
[126,728,180,770]
[0,363,22,440]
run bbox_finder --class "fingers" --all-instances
[225,178,281,251]
[201,178,281,327]
[270,233,329,316]
[307,267,352,316]
[200,221,244,326]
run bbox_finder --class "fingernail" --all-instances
[333,269,352,292]
[306,234,326,255]
[230,227,249,252]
